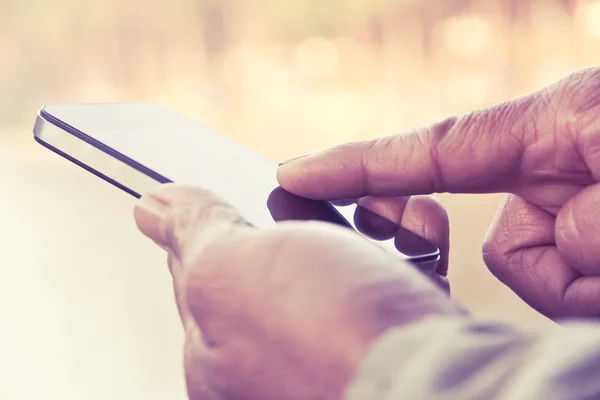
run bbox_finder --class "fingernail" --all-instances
[278,154,310,167]
[134,194,172,247]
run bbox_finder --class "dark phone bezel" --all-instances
[39,107,172,198]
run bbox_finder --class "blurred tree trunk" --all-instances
[416,0,471,59]
[368,14,384,48]
[114,7,154,89]
[505,0,532,26]
[199,1,229,58]
[194,0,231,99]
[503,0,535,90]
[196,0,230,86]
[417,4,434,60]
[558,0,580,16]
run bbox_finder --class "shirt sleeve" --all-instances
[344,317,600,400]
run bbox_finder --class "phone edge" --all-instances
[33,106,441,268]
[34,110,171,198]
[39,107,172,186]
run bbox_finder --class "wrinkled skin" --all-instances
[278,67,600,319]
[135,185,463,400]
[135,67,600,399]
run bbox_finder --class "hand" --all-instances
[277,67,600,319]
[134,184,463,400]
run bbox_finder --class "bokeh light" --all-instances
[581,0,600,37]
[295,37,340,80]
[437,13,493,60]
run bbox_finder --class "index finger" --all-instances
[277,82,552,200]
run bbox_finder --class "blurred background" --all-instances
[1,0,599,398]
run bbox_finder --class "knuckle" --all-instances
[562,67,600,114]
[162,202,199,252]
[556,67,600,173]
[419,126,447,193]
[181,223,250,278]
[581,132,600,175]
[483,232,529,282]
[361,135,401,161]
[370,135,399,152]
[555,67,600,137]
[555,189,600,273]
[478,100,531,147]
[182,227,282,293]
[483,195,548,283]
[354,135,411,193]
[439,101,529,192]
[385,126,448,193]
[181,229,251,319]
[165,191,247,250]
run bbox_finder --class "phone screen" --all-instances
[36,103,440,266]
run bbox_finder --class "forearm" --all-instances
[345,317,600,400]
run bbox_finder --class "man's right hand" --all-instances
[277,67,600,319]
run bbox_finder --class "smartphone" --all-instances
[33,103,440,272]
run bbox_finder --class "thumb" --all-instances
[133,183,252,329]
[134,183,251,257]
[277,88,543,200]
[134,185,241,400]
